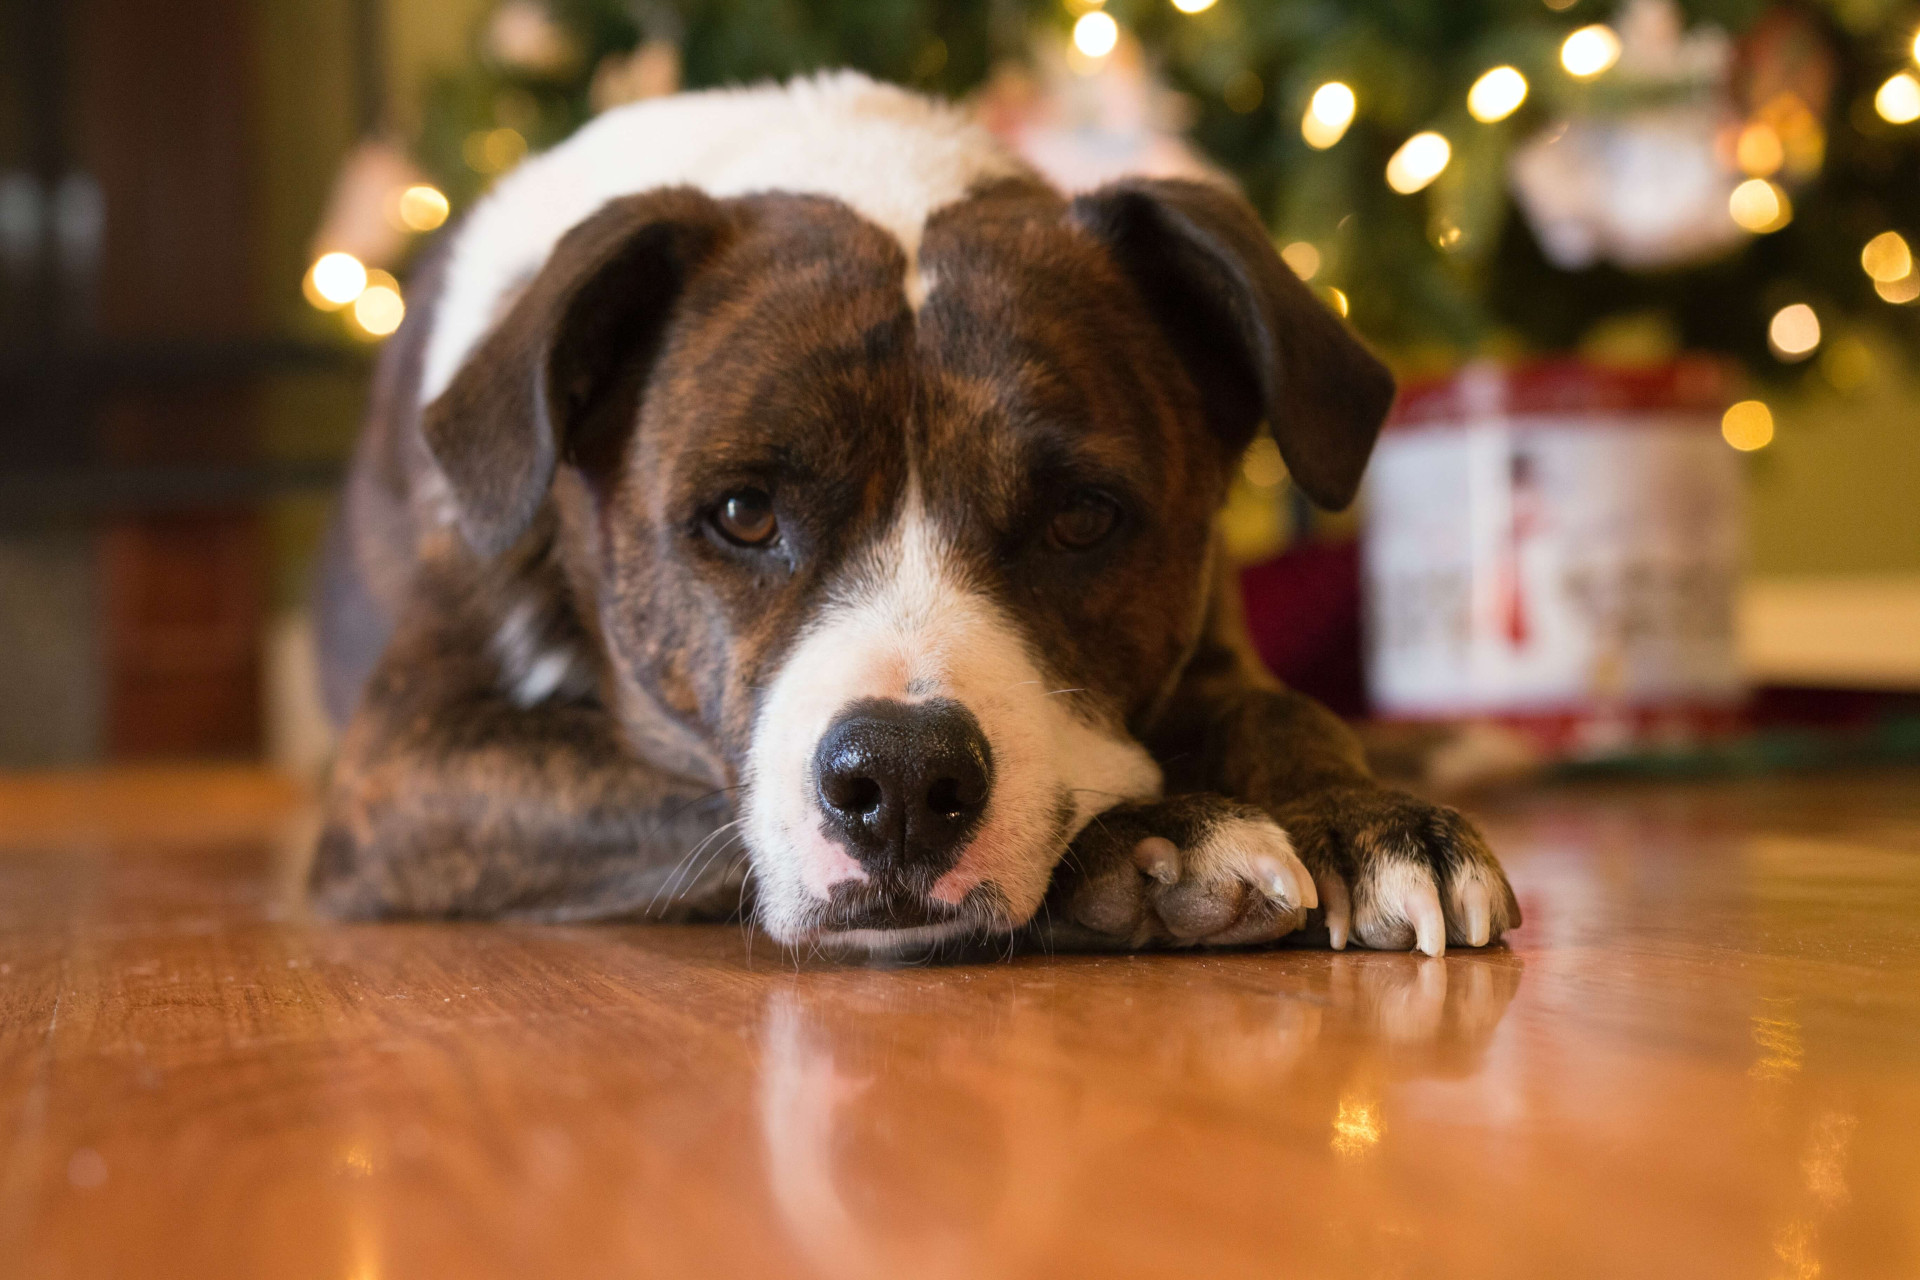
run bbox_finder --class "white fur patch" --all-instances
[1355,858,1448,956]
[1185,815,1315,910]
[492,594,589,708]
[744,485,1161,946]
[421,71,1026,405]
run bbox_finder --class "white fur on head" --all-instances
[745,484,1162,948]
[421,71,1027,405]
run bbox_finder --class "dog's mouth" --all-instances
[794,874,1015,952]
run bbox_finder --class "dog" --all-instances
[311,72,1520,957]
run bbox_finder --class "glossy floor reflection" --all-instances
[1,767,1917,1278]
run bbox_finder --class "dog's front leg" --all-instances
[311,605,742,923]
[1048,590,1520,955]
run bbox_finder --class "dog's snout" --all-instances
[813,698,992,874]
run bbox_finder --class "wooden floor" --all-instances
[2,767,1919,1279]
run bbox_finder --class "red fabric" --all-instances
[1238,540,1366,718]
[1389,358,1731,429]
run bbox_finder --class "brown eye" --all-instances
[714,488,778,547]
[1049,491,1121,550]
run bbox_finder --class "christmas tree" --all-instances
[365,0,1920,396]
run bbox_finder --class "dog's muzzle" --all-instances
[812,697,992,879]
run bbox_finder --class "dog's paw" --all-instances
[1275,788,1521,957]
[1057,796,1318,948]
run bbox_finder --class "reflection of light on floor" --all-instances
[1331,1094,1383,1157]
[1748,1003,1803,1083]
[1771,1216,1820,1280]
[1800,1111,1856,1207]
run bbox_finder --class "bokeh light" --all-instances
[1860,231,1912,283]
[1302,82,1356,149]
[1728,178,1791,233]
[1561,25,1621,79]
[1281,241,1321,280]
[306,252,367,310]
[1467,67,1528,123]
[465,127,528,174]
[1721,400,1774,451]
[1735,123,1784,176]
[1171,0,1216,13]
[1072,11,1119,58]
[1224,70,1263,114]
[1767,303,1820,360]
[1875,72,1920,124]
[397,184,450,232]
[351,269,406,338]
[1875,273,1920,304]
[1386,131,1451,193]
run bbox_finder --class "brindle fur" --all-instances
[312,172,1519,951]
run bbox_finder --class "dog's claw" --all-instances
[1251,852,1316,911]
[1460,878,1491,947]
[1131,837,1181,885]
[1408,878,1446,957]
[1316,871,1351,950]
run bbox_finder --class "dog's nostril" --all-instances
[925,774,981,820]
[825,774,883,816]
[926,775,962,819]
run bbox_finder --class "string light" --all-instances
[305,251,366,310]
[1302,82,1356,149]
[1768,304,1820,360]
[1467,67,1528,123]
[1171,0,1217,12]
[352,269,405,338]
[1386,132,1451,193]
[1561,25,1622,79]
[1728,178,1791,233]
[464,127,528,174]
[1280,242,1321,280]
[1735,123,1784,177]
[1861,231,1912,283]
[1721,400,1774,451]
[1876,72,1920,124]
[1326,286,1350,316]
[396,184,450,232]
[1875,273,1920,304]
[1072,11,1118,58]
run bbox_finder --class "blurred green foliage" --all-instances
[413,0,1920,384]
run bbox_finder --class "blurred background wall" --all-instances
[0,0,1915,771]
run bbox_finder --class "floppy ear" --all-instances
[422,186,733,557]
[1069,178,1395,511]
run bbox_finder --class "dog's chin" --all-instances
[772,876,1023,956]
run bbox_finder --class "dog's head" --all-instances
[422,176,1392,951]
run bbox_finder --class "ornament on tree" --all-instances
[976,34,1213,193]
[485,1,581,77]
[591,40,682,113]
[1509,0,1745,271]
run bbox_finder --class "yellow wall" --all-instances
[1751,342,1920,576]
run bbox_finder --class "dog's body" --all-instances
[313,73,1519,956]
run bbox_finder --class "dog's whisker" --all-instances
[648,818,744,915]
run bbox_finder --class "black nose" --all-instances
[813,698,993,875]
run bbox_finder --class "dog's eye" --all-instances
[713,488,778,547]
[1048,490,1121,551]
